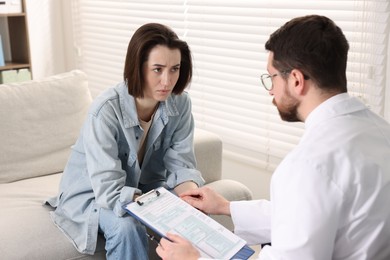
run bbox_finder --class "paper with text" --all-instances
[124,187,247,259]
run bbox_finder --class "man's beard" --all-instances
[272,92,301,122]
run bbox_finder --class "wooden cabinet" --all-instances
[0,0,31,77]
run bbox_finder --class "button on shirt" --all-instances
[231,93,390,260]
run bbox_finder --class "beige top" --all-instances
[137,112,156,166]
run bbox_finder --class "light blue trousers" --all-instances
[99,208,148,260]
[98,181,173,259]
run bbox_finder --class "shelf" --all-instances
[0,0,31,77]
[0,62,30,70]
[0,12,25,17]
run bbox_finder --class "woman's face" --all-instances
[142,44,181,102]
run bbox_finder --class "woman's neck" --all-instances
[136,98,159,122]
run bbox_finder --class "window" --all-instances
[70,0,390,171]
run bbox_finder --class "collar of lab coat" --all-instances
[305,93,367,130]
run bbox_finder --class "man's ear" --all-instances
[290,69,307,95]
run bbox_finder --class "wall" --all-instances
[25,0,73,79]
[386,35,390,121]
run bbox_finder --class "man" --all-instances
[156,15,390,260]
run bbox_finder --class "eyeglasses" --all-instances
[260,70,291,91]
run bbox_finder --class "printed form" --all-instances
[124,187,247,259]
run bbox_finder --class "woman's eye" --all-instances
[172,67,180,72]
[153,68,161,73]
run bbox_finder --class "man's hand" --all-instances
[156,233,200,260]
[174,181,198,196]
[180,186,231,216]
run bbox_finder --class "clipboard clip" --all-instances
[136,189,161,206]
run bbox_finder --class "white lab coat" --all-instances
[230,93,390,260]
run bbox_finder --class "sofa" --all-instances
[0,70,253,259]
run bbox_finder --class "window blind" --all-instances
[70,0,390,171]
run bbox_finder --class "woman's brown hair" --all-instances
[123,23,193,97]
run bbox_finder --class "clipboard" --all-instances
[123,187,254,260]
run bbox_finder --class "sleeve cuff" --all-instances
[113,186,142,217]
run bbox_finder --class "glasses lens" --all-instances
[261,74,273,90]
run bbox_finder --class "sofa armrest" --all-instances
[205,179,253,231]
[193,129,253,230]
[194,128,222,183]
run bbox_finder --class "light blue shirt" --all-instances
[46,82,204,254]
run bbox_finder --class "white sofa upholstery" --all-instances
[0,70,252,259]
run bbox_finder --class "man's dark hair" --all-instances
[265,15,349,93]
[123,23,192,97]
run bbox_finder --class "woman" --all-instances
[46,23,204,260]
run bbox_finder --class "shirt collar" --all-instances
[305,93,367,129]
[116,82,179,128]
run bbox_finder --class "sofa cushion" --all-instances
[0,173,106,259]
[0,70,92,183]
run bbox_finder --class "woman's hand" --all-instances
[180,186,231,216]
[133,193,141,201]
[156,233,200,260]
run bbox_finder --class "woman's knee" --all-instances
[99,209,146,239]
[99,211,148,259]
[116,216,146,235]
